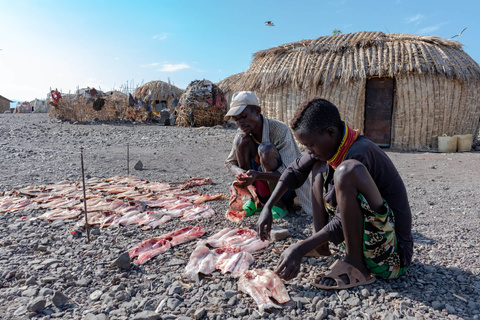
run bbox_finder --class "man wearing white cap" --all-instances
[225,91,312,217]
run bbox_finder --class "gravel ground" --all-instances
[0,113,479,320]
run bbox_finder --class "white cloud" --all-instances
[152,34,167,40]
[158,63,191,72]
[141,62,160,68]
[406,14,425,24]
[218,69,222,73]
[418,24,442,35]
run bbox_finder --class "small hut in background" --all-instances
[238,31,480,150]
[49,88,134,122]
[0,95,12,113]
[30,99,48,113]
[15,101,32,113]
[176,79,227,127]
[134,80,184,116]
[217,72,244,110]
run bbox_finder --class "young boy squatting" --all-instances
[256,98,413,289]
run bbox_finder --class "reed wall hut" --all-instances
[217,72,244,109]
[0,95,12,113]
[237,31,480,150]
[134,81,184,115]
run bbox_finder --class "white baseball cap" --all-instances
[224,91,259,120]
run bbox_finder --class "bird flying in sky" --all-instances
[452,27,467,38]
[264,21,275,27]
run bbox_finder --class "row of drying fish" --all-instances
[127,226,290,313]
[0,176,222,229]
[127,226,205,265]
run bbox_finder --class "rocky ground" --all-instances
[0,113,479,320]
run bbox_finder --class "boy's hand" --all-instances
[274,244,303,280]
[256,206,273,241]
[235,171,257,187]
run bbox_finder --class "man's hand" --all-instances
[235,170,257,187]
[256,206,273,241]
[274,244,303,280]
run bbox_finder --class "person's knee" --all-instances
[334,159,366,188]
[258,143,280,171]
[235,134,253,152]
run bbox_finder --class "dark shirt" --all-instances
[279,136,413,266]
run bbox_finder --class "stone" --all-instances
[112,252,131,270]
[345,296,361,306]
[89,289,104,301]
[76,278,92,286]
[27,297,47,312]
[167,284,183,295]
[133,310,161,320]
[432,301,444,310]
[234,308,247,317]
[315,307,328,319]
[52,290,69,307]
[83,314,108,320]
[41,276,58,284]
[134,161,144,170]
[25,276,37,285]
[22,288,38,297]
[270,226,290,241]
[194,307,206,320]
[166,298,182,309]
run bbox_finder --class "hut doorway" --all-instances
[154,100,167,112]
[364,77,394,147]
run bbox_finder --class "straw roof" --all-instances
[239,31,480,92]
[134,80,184,100]
[216,72,244,93]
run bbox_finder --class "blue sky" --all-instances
[1,0,479,105]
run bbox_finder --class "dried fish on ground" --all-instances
[128,226,205,265]
[238,269,290,315]
[1,175,223,230]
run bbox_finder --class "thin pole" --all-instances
[80,147,91,243]
[127,143,130,175]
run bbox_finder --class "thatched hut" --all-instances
[176,79,227,127]
[134,80,184,115]
[217,72,244,109]
[237,31,480,150]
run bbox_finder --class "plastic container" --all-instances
[438,135,458,153]
[454,134,473,152]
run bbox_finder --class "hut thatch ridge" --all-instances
[217,72,244,93]
[134,80,184,101]
[242,31,480,93]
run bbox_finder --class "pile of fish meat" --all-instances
[183,227,290,313]
[185,228,269,280]
[127,226,205,265]
[0,176,222,229]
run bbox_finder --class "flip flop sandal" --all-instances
[243,200,263,217]
[312,259,376,290]
[272,206,288,219]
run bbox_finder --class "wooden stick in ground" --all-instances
[127,143,130,175]
[80,147,91,243]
